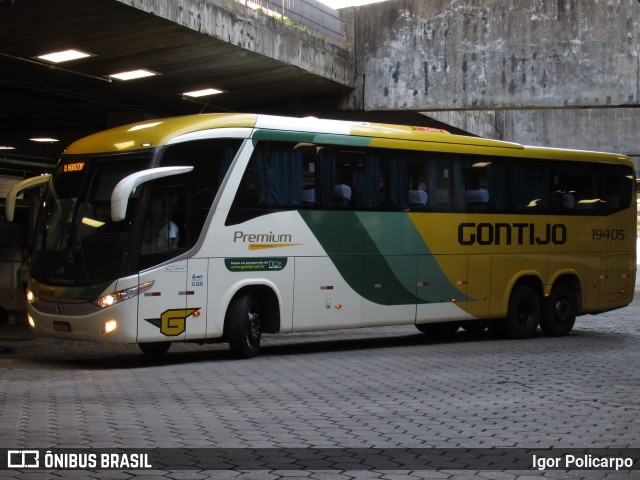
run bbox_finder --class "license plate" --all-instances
[53,321,71,332]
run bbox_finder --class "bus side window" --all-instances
[428,157,452,211]
[554,162,633,215]
[389,150,426,211]
[158,138,242,246]
[459,156,506,213]
[234,141,316,210]
[318,147,385,210]
[600,165,633,214]
[509,162,552,213]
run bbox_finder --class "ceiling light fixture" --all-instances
[30,138,60,143]
[37,49,93,64]
[0,146,16,150]
[108,69,158,81]
[183,88,224,98]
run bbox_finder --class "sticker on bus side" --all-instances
[145,308,200,337]
[225,258,288,272]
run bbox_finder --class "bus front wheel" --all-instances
[540,284,576,336]
[227,292,262,359]
[138,341,171,356]
[505,285,540,339]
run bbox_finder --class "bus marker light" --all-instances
[335,304,343,309]
[451,298,458,303]
[193,311,201,317]
[103,320,118,334]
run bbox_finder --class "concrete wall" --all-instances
[349,0,640,161]
[428,107,640,158]
[352,0,639,110]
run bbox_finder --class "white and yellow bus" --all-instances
[6,114,637,357]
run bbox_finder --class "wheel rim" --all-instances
[517,300,536,328]
[553,298,571,325]
[247,310,261,347]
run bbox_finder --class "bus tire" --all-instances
[505,285,540,339]
[416,322,460,337]
[540,284,576,336]
[138,341,171,356]
[227,292,261,359]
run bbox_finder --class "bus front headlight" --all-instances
[26,288,37,304]
[92,281,154,309]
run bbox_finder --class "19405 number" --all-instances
[592,228,626,240]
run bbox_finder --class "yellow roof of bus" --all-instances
[63,113,631,166]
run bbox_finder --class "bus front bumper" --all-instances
[27,299,139,344]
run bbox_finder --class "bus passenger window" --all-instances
[429,158,452,211]
[233,141,317,212]
[460,156,504,213]
[319,147,385,210]
[389,151,423,210]
[509,163,552,213]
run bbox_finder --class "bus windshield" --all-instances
[32,152,153,286]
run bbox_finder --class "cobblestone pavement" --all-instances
[0,281,639,480]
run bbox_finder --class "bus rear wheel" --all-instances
[505,285,540,339]
[138,341,171,356]
[540,284,576,336]
[227,292,262,359]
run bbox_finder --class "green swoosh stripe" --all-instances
[298,211,468,306]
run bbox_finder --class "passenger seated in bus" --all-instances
[167,219,179,249]
[301,188,316,206]
[562,193,575,210]
[333,184,351,207]
[408,188,428,208]
[464,188,489,211]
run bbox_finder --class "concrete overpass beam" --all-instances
[117,0,355,88]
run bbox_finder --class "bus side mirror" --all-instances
[111,166,193,222]
[4,174,51,222]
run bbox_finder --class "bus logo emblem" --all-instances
[145,308,200,336]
